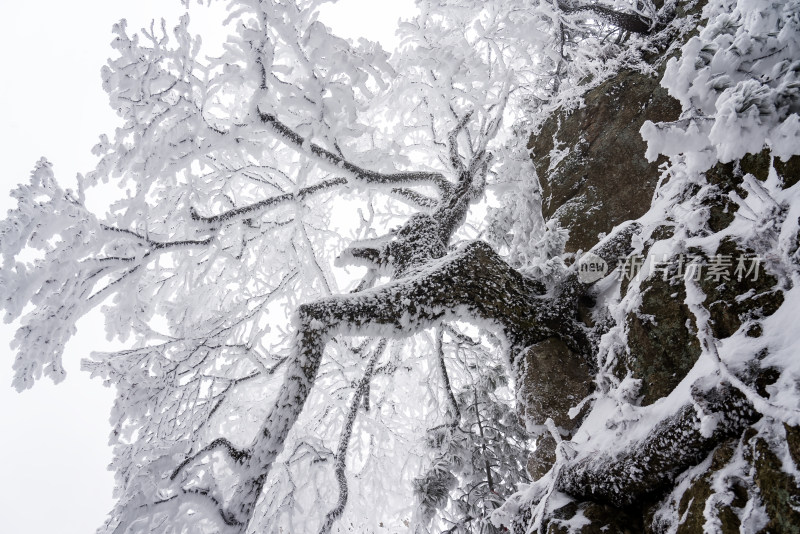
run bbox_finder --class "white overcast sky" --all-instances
[0,1,415,532]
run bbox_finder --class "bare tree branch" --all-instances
[436,328,461,425]
[318,339,387,534]
[189,177,348,224]
[390,187,439,210]
[258,110,454,196]
[170,437,251,481]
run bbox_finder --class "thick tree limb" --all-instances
[557,1,653,34]
[99,224,215,258]
[555,377,760,507]
[448,111,473,173]
[218,241,554,527]
[338,245,384,269]
[103,216,639,531]
[160,186,640,530]
[436,328,461,424]
[193,108,458,233]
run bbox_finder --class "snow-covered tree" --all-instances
[1,0,688,533]
[411,325,530,532]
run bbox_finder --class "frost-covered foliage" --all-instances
[413,327,530,533]
[0,0,667,532]
[642,0,800,170]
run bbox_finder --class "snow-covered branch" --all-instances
[258,110,454,195]
[556,377,760,506]
[556,1,654,35]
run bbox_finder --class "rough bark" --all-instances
[231,220,642,524]
[557,1,653,35]
[555,378,760,507]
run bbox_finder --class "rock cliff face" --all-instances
[528,69,680,253]
[513,1,800,531]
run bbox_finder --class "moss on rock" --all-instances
[785,424,800,468]
[748,436,800,534]
[625,269,702,405]
[774,155,800,189]
[517,338,595,431]
[547,501,644,534]
[697,238,783,340]
[672,440,743,534]
[527,433,557,481]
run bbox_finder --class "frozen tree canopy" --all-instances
[3,0,800,532]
